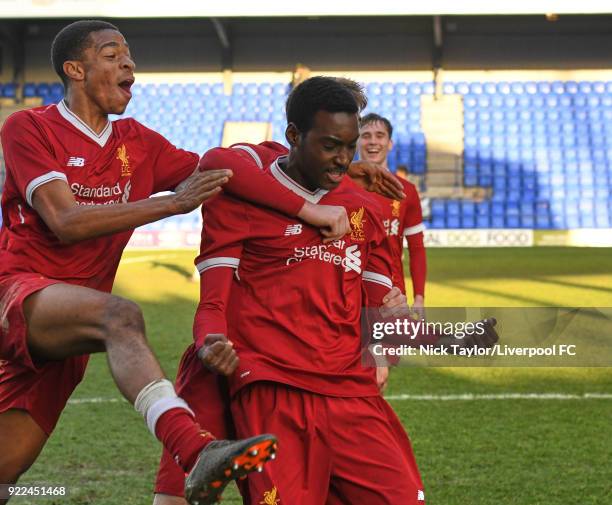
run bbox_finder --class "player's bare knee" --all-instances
[0,451,33,484]
[100,296,146,344]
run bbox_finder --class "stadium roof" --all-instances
[1,0,611,18]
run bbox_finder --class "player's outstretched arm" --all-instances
[31,170,231,244]
[201,145,350,241]
[403,181,427,314]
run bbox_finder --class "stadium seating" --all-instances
[1,79,611,231]
[450,80,611,230]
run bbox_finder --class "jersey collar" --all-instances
[270,156,329,204]
[57,100,112,148]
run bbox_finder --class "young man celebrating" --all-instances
[358,113,427,312]
[155,77,426,505]
[0,20,361,504]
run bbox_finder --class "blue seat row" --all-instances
[0,83,18,98]
[445,81,612,95]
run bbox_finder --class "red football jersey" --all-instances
[0,101,198,291]
[370,177,426,296]
[194,143,394,398]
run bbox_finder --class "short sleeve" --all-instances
[402,182,425,236]
[0,112,68,206]
[143,127,198,194]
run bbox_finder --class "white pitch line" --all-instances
[67,393,612,405]
[120,254,178,265]
[385,393,612,401]
[68,397,125,405]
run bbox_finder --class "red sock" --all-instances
[155,408,215,472]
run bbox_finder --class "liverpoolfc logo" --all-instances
[344,244,362,274]
[260,486,280,504]
[391,200,401,217]
[349,207,366,242]
[116,144,131,176]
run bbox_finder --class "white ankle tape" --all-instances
[134,379,194,436]
[146,396,194,436]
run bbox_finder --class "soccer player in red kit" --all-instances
[154,77,426,505]
[357,113,427,389]
[358,113,427,309]
[0,20,296,505]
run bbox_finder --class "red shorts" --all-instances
[154,344,234,497]
[232,382,425,505]
[0,273,89,435]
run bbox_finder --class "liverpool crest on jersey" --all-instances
[260,486,280,504]
[116,144,131,176]
[349,207,367,242]
[391,199,401,217]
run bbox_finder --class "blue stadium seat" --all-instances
[447,216,460,228]
[392,82,407,96]
[23,82,37,97]
[497,82,511,95]
[469,83,483,94]
[595,213,609,227]
[456,82,470,95]
[408,83,422,95]
[2,83,17,98]
[524,82,538,95]
[520,202,534,215]
[446,201,460,216]
[422,82,435,95]
[537,82,552,94]
[50,83,63,99]
[506,215,520,227]
[443,83,456,94]
[593,81,606,94]
[479,175,492,187]
[536,214,551,228]
[461,201,476,215]
[36,83,51,97]
[475,202,490,216]
[550,81,565,94]
[491,202,504,216]
[462,216,476,228]
[510,82,525,95]
[486,96,501,109]
[476,215,491,228]
[521,215,535,228]
[580,214,595,227]
[366,83,381,97]
[431,200,445,217]
[483,82,497,94]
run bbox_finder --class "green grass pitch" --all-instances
[15,247,612,504]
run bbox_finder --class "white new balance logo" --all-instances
[344,244,361,274]
[418,490,425,501]
[284,224,303,236]
[67,157,85,167]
